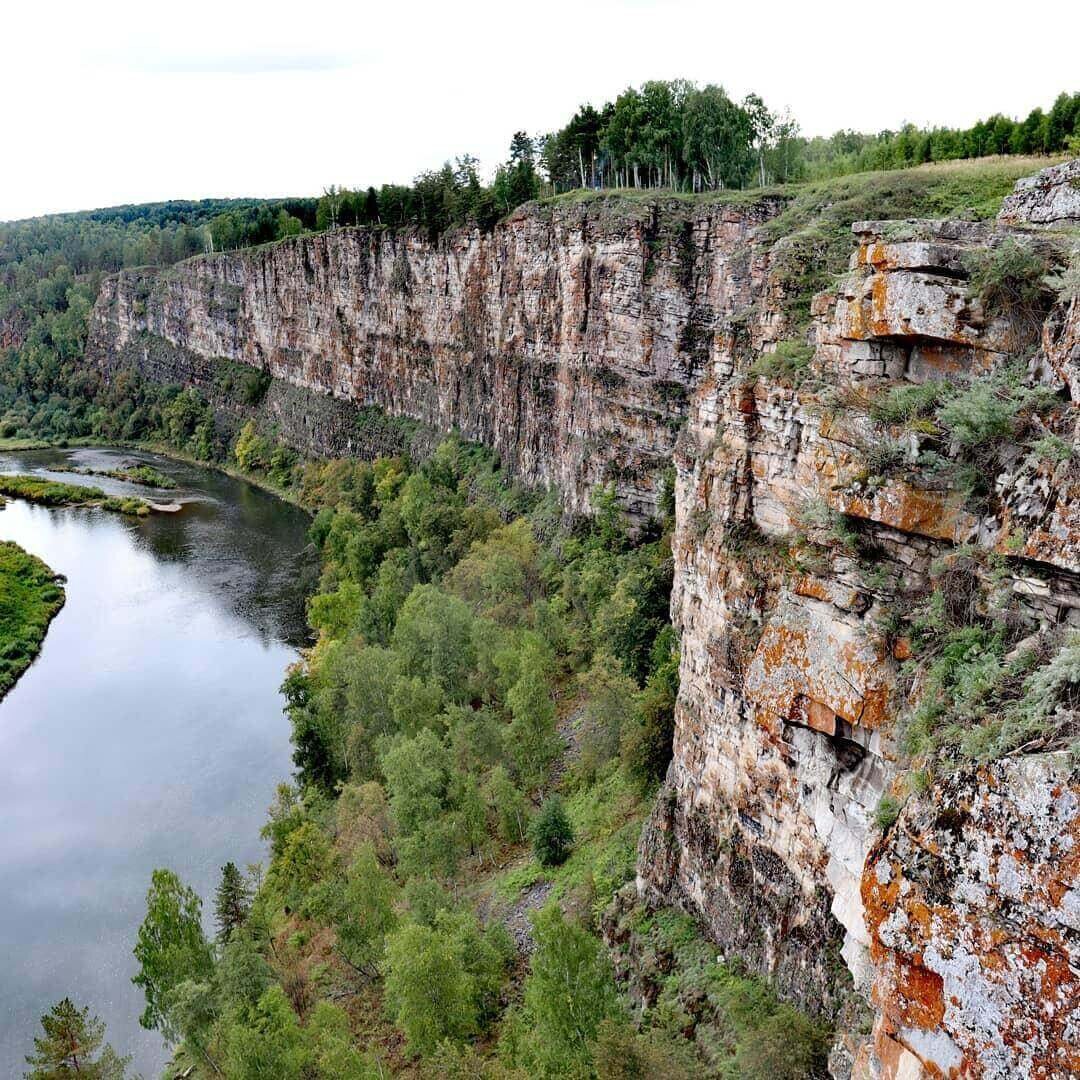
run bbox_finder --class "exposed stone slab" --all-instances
[998,158,1080,227]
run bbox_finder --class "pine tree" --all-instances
[25,998,130,1079]
[529,795,574,867]
[214,861,251,945]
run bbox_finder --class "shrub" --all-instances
[873,794,904,831]
[869,380,949,426]
[1031,433,1073,463]
[747,338,814,385]
[529,795,574,867]
[730,1008,832,1080]
[963,237,1056,325]
[937,378,1024,447]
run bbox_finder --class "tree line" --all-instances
[312,84,1080,239]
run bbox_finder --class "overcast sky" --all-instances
[3,0,1077,221]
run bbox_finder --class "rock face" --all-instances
[87,196,783,525]
[87,163,1080,1077]
[636,186,1080,1075]
[863,756,1080,1079]
[998,158,1080,227]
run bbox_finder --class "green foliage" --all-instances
[729,1009,833,1080]
[263,819,337,915]
[869,380,949,425]
[529,795,574,867]
[0,474,149,514]
[325,844,397,977]
[577,654,639,776]
[507,905,622,1077]
[24,998,131,1079]
[935,368,1056,448]
[747,338,814,384]
[873,794,904,831]
[505,639,560,788]
[605,904,832,1077]
[620,638,679,791]
[592,1017,694,1079]
[214,861,252,945]
[384,910,510,1058]
[1031,433,1073,463]
[0,541,65,699]
[132,869,215,1041]
[486,765,530,844]
[963,237,1056,324]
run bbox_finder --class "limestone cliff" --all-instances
[87,162,1080,1078]
[88,196,783,525]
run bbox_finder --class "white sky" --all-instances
[3,0,1077,221]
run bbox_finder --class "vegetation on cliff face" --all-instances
[0,539,65,700]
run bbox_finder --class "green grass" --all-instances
[493,765,650,919]
[0,541,65,699]
[0,474,152,515]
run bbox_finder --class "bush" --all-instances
[869,379,949,426]
[730,1008,832,1080]
[936,378,1024,447]
[873,794,904,831]
[529,795,574,867]
[747,338,814,385]
[963,237,1055,325]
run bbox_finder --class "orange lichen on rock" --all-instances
[829,481,977,543]
[861,757,1080,1079]
[744,596,895,733]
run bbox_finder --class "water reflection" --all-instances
[0,448,314,1076]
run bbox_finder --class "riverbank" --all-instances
[2,435,314,514]
[0,540,65,700]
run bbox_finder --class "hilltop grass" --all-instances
[545,156,1063,328]
[0,474,152,515]
[0,541,65,700]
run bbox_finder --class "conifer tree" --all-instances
[214,861,251,945]
[24,998,130,1079]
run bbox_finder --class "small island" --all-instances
[0,474,153,516]
[0,540,66,700]
[55,463,177,489]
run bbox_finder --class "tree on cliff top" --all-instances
[24,998,131,1079]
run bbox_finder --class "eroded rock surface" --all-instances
[87,196,783,525]
[998,158,1080,227]
[863,757,1080,1079]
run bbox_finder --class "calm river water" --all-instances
[0,447,313,1076]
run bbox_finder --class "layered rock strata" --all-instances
[87,197,784,525]
[638,164,1080,1077]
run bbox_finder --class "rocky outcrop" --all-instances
[638,179,1080,1077]
[87,196,784,525]
[998,158,1080,227]
[863,756,1080,1079]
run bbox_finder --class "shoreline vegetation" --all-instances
[0,540,65,700]
[0,474,155,516]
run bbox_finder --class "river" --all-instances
[0,446,314,1077]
